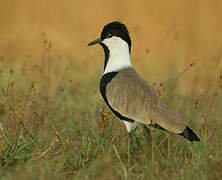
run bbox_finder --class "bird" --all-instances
[88,21,200,153]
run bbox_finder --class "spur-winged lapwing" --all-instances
[88,21,200,152]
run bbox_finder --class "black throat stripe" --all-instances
[100,43,110,71]
[100,72,134,123]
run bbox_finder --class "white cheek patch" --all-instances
[103,36,129,51]
[103,36,133,74]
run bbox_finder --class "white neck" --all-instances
[103,36,133,74]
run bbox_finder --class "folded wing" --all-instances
[106,68,186,134]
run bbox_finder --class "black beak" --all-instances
[88,38,102,46]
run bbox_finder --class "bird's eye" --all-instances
[107,34,113,38]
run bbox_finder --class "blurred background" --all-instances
[0,1,222,178]
[1,0,222,95]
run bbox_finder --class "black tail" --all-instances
[179,126,200,142]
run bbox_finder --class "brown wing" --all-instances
[106,68,187,133]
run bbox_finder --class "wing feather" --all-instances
[106,68,186,133]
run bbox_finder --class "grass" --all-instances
[0,44,222,180]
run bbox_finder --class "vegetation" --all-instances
[0,36,222,180]
[1,1,222,178]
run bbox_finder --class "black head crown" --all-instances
[100,21,131,50]
[88,21,131,52]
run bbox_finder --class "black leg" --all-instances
[144,126,152,145]
[128,131,136,155]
